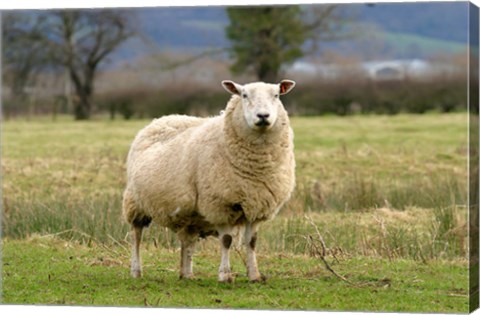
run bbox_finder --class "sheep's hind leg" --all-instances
[178,232,198,279]
[130,225,143,278]
[217,226,234,283]
[245,222,264,282]
[130,215,152,278]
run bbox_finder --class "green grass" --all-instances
[291,114,467,211]
[1,113,470,311]
[2,237,468,312]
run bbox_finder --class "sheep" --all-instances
[122,79,296,282]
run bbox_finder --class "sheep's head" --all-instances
[222,80,295,132]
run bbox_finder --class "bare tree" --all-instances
[3,10,135,120]
[2,13,50,101]
[45,10,135,120]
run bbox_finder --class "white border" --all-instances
[0,0,478,10]
[1,1,478,315]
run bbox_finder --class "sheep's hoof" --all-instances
[131,270,142,278]
[179,273,195,280]
[249,274,267,283]
[218,273,234,283]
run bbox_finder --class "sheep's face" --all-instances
[222,80,296,132]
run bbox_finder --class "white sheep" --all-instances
[122,80,296,282]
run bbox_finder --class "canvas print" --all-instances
[1,1,479,313]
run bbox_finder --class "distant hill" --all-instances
[354,2,468,44]
[138,7,227,49]
[112,2,468,62]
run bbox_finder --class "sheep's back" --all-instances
[128,115,207,163]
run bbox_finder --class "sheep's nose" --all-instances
[255,113,271,127]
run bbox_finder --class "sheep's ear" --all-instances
[222,80,243,95]
[279,80,296,95]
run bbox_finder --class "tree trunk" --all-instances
[74,92,92,120]
[72,66,95,120]
[74,99,90,120]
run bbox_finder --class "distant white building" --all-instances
[287,61,364,80]
[287,59,461,81]
[361,59,430,80]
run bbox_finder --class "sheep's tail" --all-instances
[123,189,152,231]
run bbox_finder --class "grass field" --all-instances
[1,113,470,312]
[2,236,468,312]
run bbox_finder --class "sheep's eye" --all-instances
[242,93,248,99]
[274,94,279,98]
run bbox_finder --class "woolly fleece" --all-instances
[123,92,295,235]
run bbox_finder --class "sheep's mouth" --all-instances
[254,119,271,128]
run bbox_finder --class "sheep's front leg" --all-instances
[245,222,263,282]
[179,237,197,279]
[218,226,234,283]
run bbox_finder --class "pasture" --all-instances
[1,113,470,312]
